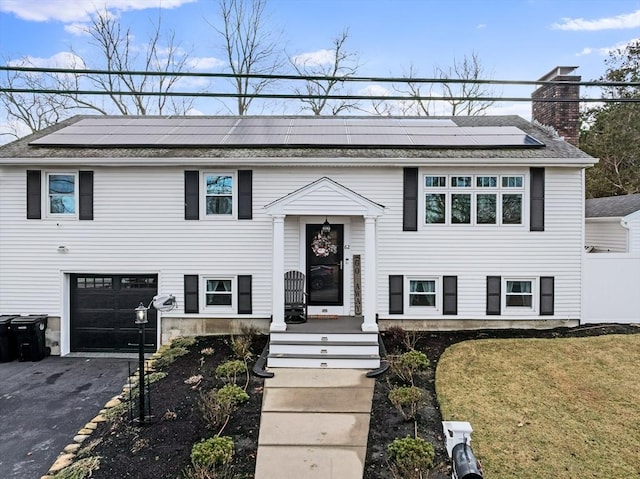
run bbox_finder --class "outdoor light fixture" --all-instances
[135,302,148,324]
[321,217,331,236]
[132,294,176,425]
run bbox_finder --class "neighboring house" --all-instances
[585,194,640,253]
[0,67,598,368]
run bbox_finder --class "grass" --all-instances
[435,334,640,479]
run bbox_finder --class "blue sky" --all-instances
[0,0,639,133]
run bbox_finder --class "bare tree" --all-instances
[75,8,193,115]
[436,52,496,115]
[290,29,360,115]
[0,8,193,139]
[214,0,284,115]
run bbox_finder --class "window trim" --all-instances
[46,172,78,218]
[502,277,537,314]
[422,173,526,227]
[405,276,441,313]
[202,276,235,311]
[202,171,237,219]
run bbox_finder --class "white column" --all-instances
[270,215,287,331]
[362,215,379,332]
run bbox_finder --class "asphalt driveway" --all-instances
[0,356,131,478]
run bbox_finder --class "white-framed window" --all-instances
[47,172,77,216]
[503,277,536,313]
[406,277,440,311]
[423,174,525,226]
[203,172,235,217]
[203,277,234,310]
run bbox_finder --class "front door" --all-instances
[306,223,343,306]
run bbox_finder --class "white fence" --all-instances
[582,254,640,324]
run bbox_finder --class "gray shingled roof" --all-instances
[585,194,640,218]
[0,115,593,160]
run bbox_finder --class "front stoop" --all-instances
[267,331,380,369]
[254,369,375,479]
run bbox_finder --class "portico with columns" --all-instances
[265,177,385,334]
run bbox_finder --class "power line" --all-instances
[2,65,639,88]
[1,87,638,103]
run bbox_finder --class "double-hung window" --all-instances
[204,173,234,216]
[205,278,233,308]
[47,173,77,216]
[406,277,440,313]
[504,278,534,311]
[424,174,524,226]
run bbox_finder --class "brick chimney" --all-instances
[531,66,581,147]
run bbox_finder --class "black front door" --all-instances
[306,223,343,306]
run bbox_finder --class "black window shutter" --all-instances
[443,276,458,315]
[486,276,501,315]
[184,275,199,313]
[238,170,252,220]
[184,171,199,220]
[403,168,418,231]
[26,170,41,219]
[389,275,404,314]
[237,275,252,314]
[540,276,554,315]
[79,171,94,220]
[530,167,545,231]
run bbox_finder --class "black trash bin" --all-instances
[0,315,19,362]
[10,315,49,362]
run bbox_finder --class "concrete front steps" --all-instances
[267,331,381,369]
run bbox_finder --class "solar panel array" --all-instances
[30,117,544,148]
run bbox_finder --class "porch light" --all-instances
[135,302,148,324]
[321,217,331,236]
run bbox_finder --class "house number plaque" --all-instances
[353,254,362,315]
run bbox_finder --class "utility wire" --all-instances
[2,87,637,103]
[2,65,639,88]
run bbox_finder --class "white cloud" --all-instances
[292,49,334,67]
[64,22,91,36]
[186,57,226,70]
[486,102,531,120]
[11,51,86,69]
[0,0,198,23]
[476,23,487,30]
[576,37,640,57]
[552,9,640,31]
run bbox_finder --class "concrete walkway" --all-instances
[255,369,375,479]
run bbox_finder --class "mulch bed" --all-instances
[77,324,638,479]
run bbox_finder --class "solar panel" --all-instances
[29,116,545,148]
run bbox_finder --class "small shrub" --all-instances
[199,384,249,433]
[200,347,215,356]
[191,436,234,468]
[171,336,196,348]
[230,335,253,360]
[215,360,247,384]
[388,436,435,479]
[216,383,249,407]
[392,349,430,385]
[154,346,189,369]
[388,386,424,420]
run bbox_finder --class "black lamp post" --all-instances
[134,302,148,424]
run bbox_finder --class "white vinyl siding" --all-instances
[585,219,628,253]
[0,164,584,324]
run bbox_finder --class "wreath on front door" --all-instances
[311,233,337,257]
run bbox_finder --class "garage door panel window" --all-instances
[120,277,158,289]
[76,277,113,289]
